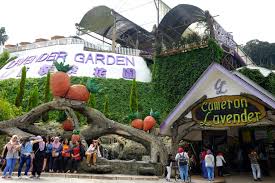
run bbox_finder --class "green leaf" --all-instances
[53,61,72,73]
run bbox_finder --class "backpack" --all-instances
[178,154,188,166]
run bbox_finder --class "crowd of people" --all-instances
[165,146,268,183]
[165,147,227,183]
[0,135,102,179]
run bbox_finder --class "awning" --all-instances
[158,4,205,46]
[78,5,154,51]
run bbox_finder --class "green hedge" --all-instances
[0,40,224,125]
[238,68,275,95]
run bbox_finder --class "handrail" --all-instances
[3,38,143,57]
[235,46,256,66]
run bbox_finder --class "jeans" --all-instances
[3,158,17,177]
[18,155,31,176]
[179,165,188,181]
[251,164,261,179]
[217,166,223,176]
[201,160,207,178]
[206,166,214,181]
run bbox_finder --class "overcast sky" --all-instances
[1,0,274,45]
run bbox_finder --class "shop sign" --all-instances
[192,95,266,127]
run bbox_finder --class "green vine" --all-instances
[153,39,223,109]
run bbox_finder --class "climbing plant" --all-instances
[153,39,223,109]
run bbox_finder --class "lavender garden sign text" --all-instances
[0,45,152,82]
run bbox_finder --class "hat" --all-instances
[178,147,184,153]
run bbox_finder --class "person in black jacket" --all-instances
[30,136,45,179]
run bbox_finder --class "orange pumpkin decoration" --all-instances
[62,118,74,131]
[50,71,70,97]
[143,116,156,131]
[65,84,90,102]
[131,119,143,129]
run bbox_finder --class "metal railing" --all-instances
[4,38,142,57]
[235,46,256,66]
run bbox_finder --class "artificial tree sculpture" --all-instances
[0,98,167,165]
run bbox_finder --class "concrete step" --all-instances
[11,172,226,182]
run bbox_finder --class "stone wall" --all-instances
[80,158,164,176]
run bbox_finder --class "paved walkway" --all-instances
[0,172,274,183]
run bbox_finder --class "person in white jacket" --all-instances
[205,150,215,182]
[216,152,226,176]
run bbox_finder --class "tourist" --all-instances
[43,136,53,172]
[81,139,88,151]
[70,141,81,173]
[175,147,189,183]
[85,139,101,166]
[165,154,173,182]
[205,150,215,182]
[52,137,62,172]
[0,147,7,171]
[61,138,71,172]
[79,140,87,161]
[200,148,208,178]
[259,148,270,176]
[216,152,226,177]
[30,136,45,179]
[2,135,20,179]
[249,149,262,181]
[18,137,32,178]
[237,148,244,172]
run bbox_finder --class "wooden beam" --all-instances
[240,92,273,109]
[173,95,207,128]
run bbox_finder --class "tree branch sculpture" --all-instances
[0,98,167,165]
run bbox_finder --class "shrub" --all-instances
[0,99,21,121]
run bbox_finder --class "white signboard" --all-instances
[0,44,152,82]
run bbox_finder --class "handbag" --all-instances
[52,150,59,157]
